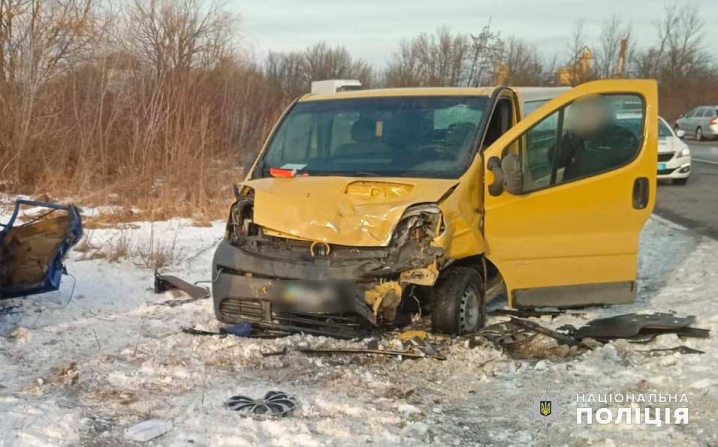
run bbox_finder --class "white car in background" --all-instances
[658,116,691,185]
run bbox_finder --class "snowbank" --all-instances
[1,215,717,447]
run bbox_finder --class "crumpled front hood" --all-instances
[245,177,457,247]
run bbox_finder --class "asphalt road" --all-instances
[655,140,718,239]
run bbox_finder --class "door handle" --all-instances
[632,177,649,210]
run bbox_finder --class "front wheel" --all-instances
[430,266,485,335]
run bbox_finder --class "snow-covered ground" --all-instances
[1,208,717,447]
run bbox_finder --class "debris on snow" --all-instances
[124,419,173,442]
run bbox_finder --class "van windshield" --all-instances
[258,96,489,179]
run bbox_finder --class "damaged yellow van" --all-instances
[212,80,658,335]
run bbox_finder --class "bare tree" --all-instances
[125,0,237,79]
[384,39,422,87]
[266,42,372,98]
[385,27,470,87]
[564,19,594,84]
[266,51,305,99]
[499,36,546,86]
[596,15,631,78]
[465,20,503,87]
[0,0,98,182]
[658,2,707,82]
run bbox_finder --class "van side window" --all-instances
[483,98,514,148]
[524,100,548,117]
[520,94,644,193]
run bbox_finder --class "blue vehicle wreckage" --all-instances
[0,200,83,299]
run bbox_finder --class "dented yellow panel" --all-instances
[246,177,458,247]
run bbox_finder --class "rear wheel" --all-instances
[696,127,703,141]
[430,266,485,335]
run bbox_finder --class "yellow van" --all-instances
[212,80,658,335]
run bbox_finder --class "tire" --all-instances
[696,127,703,141]
[430,266,485,335]
[673,177,688,186]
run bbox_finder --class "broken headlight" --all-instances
[390,204,442,248]
[227,194,257,245]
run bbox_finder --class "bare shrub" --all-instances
[135,224,183,269]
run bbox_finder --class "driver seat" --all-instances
[335,119,392,157]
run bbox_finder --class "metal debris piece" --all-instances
[181,327,225,337]
[510,318,581,346]
[299,347,446,361]
[572,313,708,341]
[154,272,210,300]
[181,326,289,339]
[226,391,298,418]
[489,309,565,319]
[638,346,705,356]
[479,321,537,349]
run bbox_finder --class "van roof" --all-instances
[300,87,499,102]
[299,86,570,103]
[512,87,570,104]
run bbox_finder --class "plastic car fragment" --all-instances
[566,313,709,341]
[226,391,298,418]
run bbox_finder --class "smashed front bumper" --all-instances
[211,231,441,333]
[212,240,384,332]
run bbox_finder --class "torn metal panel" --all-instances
[638,346,704,356]
[154,272,210,300]
[0,200,83,299]
[299,346,446,361]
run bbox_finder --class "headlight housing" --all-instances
[679,148,690,158]
[391,204,442,248]
[227,193,257,244]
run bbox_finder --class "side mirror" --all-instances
[676,129,686,139]
[487,156,504,196]
[487,154,523,196]
[501,154,523,195]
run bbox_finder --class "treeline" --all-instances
[0,0,715,218]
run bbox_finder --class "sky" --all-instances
[230,0,718,67]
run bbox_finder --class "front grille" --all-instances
[220,298,266,322]
[658,153,674,162]
[218,297,371,338]
[658,168,677,175]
